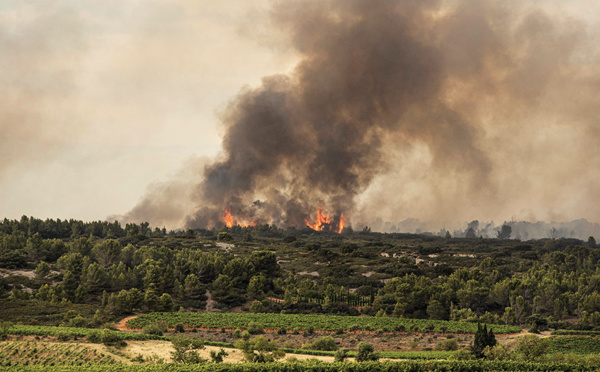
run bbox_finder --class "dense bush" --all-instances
[303,337,338,351]
[436,339,459,351]
[247,322,264,335]
[356,342,379,362]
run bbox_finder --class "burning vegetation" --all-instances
[223,207,345,233]
[120,0,600,232]
[222,209,256,229]
[305,209,345,234]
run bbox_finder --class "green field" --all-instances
[0,341,117,366]
[550,337,600,355]
[552,330,600,336]
[127,312,521,334]
[8,325,167,341]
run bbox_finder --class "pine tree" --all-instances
[184,274,204,307]
[144,284,160,311]
[74,284,86,303]
[92,309,103,326]
[61,270,78,301]
[36,284,51,301]
[393,302,406,318]
[159,293,174,312]
[173,279,183,300]
[101,290,109,308]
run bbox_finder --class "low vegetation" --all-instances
[0,340,117,366]
[7,325,166,342]
[550,337,600,355]
[4,360,600,371]
[127,312,521,334]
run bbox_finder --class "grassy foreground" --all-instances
[1,360,600,372]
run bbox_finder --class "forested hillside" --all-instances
[1,216,599,331]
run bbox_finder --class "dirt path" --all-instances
[498,329,552,338]
[116,315,139,331]
[496,328,553,348]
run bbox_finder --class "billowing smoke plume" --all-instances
[128,0,600,231]
[188,0,494,228]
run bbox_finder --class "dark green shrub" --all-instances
[248,322,264,335]
[56,332,70,341]
[349,324,362,332]
[87,330,102,343]
[100,329,123,345]
[356,342,379,362]
[436,339,459,351]
[334,348,348,362]
[143,324,163,336]
[0,322,13,340]
[304,336,338,351]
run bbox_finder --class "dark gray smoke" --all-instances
[187,0,496,228]
[125,0,600,230]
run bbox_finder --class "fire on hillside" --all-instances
[222,207,345,234]
[304,208,345,234]
[222,209,256,228]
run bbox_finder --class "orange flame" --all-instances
[304,208,331,231]
[305,208,345,233]
[338,212,346,234]
[223,209,255,228]
[223,209,234,228]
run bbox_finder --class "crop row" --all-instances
[201,341,453,360]
[127,312,521,334]
[8,325,167,341]
[552,330,600,336]
[0,341,116,366]
[280,348,454,360]
[550,337,600,354]
[1,360,600,372]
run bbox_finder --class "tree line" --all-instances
[2,216,600,330]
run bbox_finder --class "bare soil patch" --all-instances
[116,315,139,331]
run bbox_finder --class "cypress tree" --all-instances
[472,323,496,358]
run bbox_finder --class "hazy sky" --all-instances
[2,0,600,229]
[0,0,295,221]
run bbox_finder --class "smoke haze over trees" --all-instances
[52,0,600,233]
